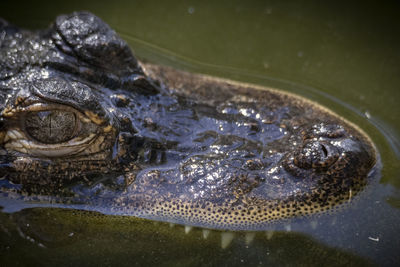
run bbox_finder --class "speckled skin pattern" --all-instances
[0,12,377,230]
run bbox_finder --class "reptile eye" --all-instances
[3,103,103,158]
[25,110,79,144]
[293,141,339,170]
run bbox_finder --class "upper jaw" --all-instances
[282,122,375,178]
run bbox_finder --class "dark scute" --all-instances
[54,12,142,75]
[121,75,160,95]
[30,78,106,119]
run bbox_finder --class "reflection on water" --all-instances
[0,208,374,267]
[1,0,400,266]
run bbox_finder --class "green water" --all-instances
[1,0,400,266]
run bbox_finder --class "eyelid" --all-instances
[7,102,92,124]
[5,133,98,157]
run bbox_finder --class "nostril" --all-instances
[320,144,328,158]
[291,141,340,171]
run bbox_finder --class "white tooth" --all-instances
[265,231,274,240]
[221,232,235,249]
[285,224,291,232]
[4,134,10,142]
[202,229,210,239]
[310,220,318,230]
[245,232,255,245]
[169,223,175,228]
[184,226,192,234]
[348,189,352,203]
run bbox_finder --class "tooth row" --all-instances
[180,216,336,248]
[175,225,281,249]
[175,221,325,248]
[179,226,268,248]
[165,217,337,249]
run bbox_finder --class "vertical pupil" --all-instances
[25,111,76,144]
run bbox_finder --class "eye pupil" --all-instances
[25,111,77,144]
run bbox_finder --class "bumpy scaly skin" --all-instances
[0,12,377,230]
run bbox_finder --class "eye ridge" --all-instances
[24,109,80,144]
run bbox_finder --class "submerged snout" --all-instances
[284,123,376,177]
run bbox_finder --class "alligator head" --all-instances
[0,12,378,230]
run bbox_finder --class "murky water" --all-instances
[1,1,400,266]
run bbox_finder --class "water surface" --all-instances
[1,1,400,266]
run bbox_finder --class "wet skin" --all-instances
[0,12,377,230]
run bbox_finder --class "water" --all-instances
[1,1,400,266]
